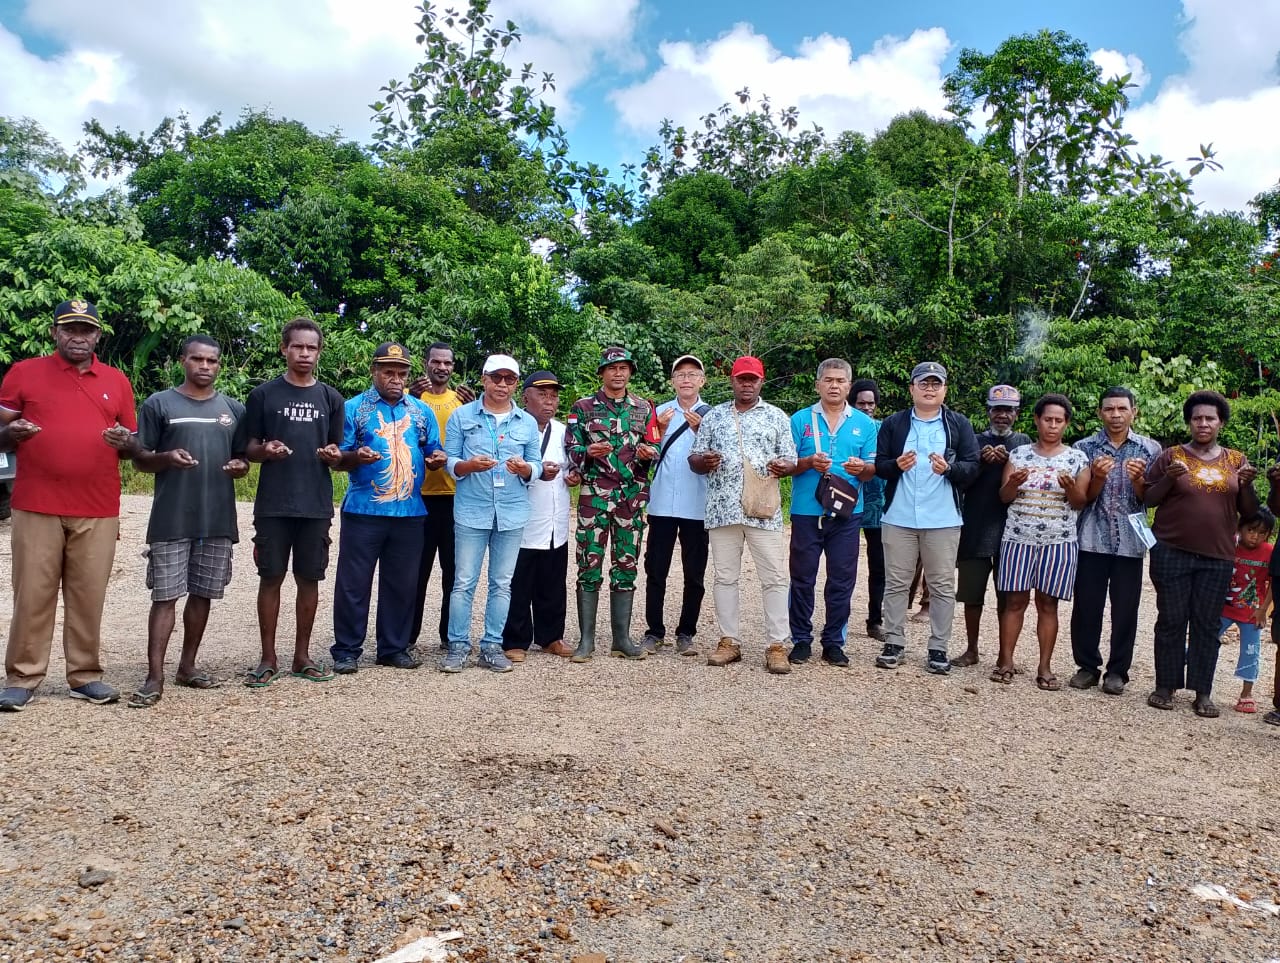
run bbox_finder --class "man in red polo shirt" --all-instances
[0,299,139,710]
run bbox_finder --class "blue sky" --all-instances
[1,0,1276,210]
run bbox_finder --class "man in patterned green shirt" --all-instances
[565,346,660,661]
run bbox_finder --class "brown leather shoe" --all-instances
[505,648,527,663]
[706,637,741,666]
[541,640,574,658]
[765,643,791,675]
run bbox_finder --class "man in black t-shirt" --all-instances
[128,335,249,707]
[233,318,345,687]
[951,385,1030,668]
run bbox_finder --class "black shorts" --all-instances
[252,516,332,581]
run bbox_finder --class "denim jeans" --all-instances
[1220,616,1262,683]
[448,522,524,648]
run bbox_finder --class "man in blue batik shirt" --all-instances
[788,359,878,667]
[322,342,444,673]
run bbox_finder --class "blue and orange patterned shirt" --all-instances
[340,387,441,517]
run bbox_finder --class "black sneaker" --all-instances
[1068,669,1100,689]
[333,659,359,675]
[376,652,422,670]
[866,622,886,642]
[821,645,849,668]
[788,642,812,664]
[875,644,904,668]
[925,650,951,675]
[1101,674,1125,696]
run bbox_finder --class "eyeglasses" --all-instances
[672,371,704,381]
[486,373,518,385]
[913,380,944,390]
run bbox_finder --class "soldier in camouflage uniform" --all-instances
[565,346,660,661]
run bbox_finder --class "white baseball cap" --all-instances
[482,354,521,376]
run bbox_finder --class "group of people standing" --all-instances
[0,301,1276,727]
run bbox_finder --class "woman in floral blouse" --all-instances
[990,394,1091,689]
[1144,390,1259,718]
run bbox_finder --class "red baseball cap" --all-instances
[730,356,765,379]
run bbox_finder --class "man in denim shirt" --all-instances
[324,343,444,674]
[440,354,543,673]
[1068,387,1161,695]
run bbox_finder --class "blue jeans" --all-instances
[448,522,524,647]
[1219,616,1262,683]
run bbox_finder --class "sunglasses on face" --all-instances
[486,373,518,385]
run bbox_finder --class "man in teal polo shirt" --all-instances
[788,358,878,666]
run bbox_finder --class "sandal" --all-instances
[1234,697,1257,714]
[1035,675,1062,691]
[175,673,219,689]
[989,666,1015,684]
[1193,696,1220,718]
[244,663,282,688]
[126,689,162,709]
[290,663,335,683]
[1147,689,1175,710]
[1263,710,1280,726]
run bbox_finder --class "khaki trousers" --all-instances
[6,509,119,689]
[708,524,789,646]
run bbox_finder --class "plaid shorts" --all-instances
[145,538,234,602]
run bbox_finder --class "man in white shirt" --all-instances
[641,354,711,656]
[502,370,574,661]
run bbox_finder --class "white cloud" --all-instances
[1091,48,1150,94]
[1176,0,1280,100]
[1119,2,1280,211]
[609,23,952,143]
[0,0,640,153]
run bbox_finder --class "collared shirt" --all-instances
[521,418,570,550]
[0,353,137,518]
[690,398,796,532]
[789,402,878,517]
[419,388,463,496]
[340,388,441,517]
[1073,429,1162,557]
[881,409,963,530]
[648,397,708,520]
[445,399,543,532]
[565,389,658,504]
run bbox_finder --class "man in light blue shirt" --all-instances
[642,354,712,656]
[873,362,980,673]
[327,342,444,674]
[440,354,543,673]
[788,359,877,667]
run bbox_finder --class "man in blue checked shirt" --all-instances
[787,358,878,667]
[440,354,543,674]
[323,342,444,674]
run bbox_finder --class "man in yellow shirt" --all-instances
[410,342,474,648]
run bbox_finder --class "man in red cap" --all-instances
[689,356,797,674]
[0,299,139,710]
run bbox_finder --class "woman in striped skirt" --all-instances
[990,394,1091,689]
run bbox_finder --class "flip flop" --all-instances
[127,689,162,709]
[175,673,219,689]
[989,666,1015,684]
[290,663,335,683]
[244,664,282,688]
[1035,675,1062,691]
[1234,697,1257,714]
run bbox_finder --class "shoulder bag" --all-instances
[735,409,781,520]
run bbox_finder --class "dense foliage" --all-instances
[1,9,1277,460]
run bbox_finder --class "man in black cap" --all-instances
[0,299,139,710]
[565,346,661,661]
[502,370,574,660]
[322,342,445,673]
[873,361,980,674]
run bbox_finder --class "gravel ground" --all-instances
[1,495,1278,962]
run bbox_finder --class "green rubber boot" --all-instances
[609,591,646,660]
[571,589,599,663]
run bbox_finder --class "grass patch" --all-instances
[121,462,349,505]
